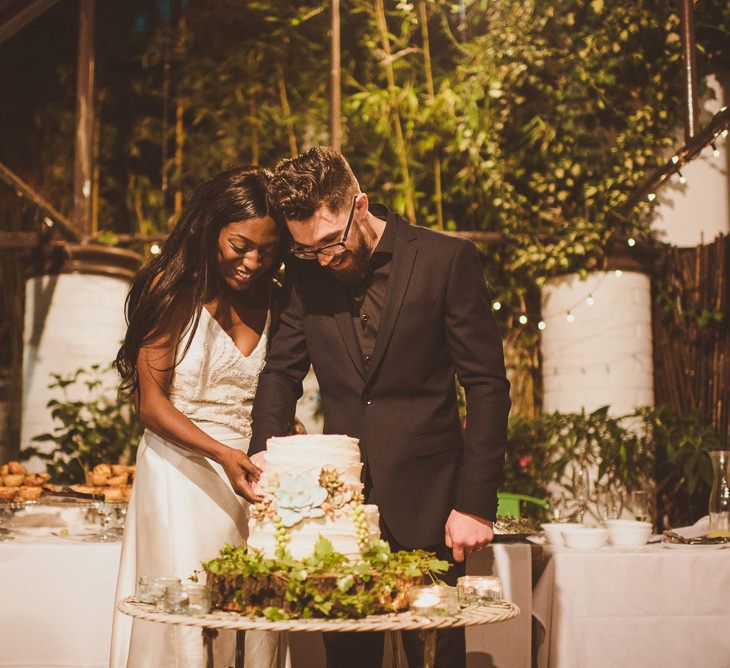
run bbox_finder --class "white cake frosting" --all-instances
[247,434,381,559]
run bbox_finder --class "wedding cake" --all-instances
[247,434,381,559]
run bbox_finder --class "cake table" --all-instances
[117,597,520,668]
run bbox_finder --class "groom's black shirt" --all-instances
[347,204,396,366]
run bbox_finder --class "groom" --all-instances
[250,147,510,667]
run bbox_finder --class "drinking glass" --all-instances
[708,451,730,538]
[84,501,123,542]
[597,485,623,522]
[0,503,15,542]
[630,490,651,523]
[162,583,211,615]
[573,465,590,523]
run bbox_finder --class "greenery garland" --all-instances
[204,537,449,620]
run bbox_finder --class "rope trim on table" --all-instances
[118,597,519,633]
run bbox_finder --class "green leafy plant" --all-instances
[502,405,720,529]
[24,365,141,484]
[204,536,449,620]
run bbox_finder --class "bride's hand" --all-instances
[220,448,262,503]
[248,452,267,496]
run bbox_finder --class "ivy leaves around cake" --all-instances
[204,537,449,621]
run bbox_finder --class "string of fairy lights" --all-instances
[494,110,728,331]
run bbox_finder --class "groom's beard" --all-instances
[327,235,371,287]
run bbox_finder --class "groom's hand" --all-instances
[220,449,262,503]
[445,509,494,562]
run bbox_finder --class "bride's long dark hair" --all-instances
[115,167,282,394]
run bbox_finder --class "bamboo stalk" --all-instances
[417,0,443,230]
[173,15,187,219]
[276,63,298,157]
[91,112,100,235]
[330,0,342,151]
[248,50,260,165]
[373,0,416,223]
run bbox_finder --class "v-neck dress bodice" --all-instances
[168,307,269,438]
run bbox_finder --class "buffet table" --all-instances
[532,543,730,668]
[0,535,122,668]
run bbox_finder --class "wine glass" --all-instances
[630,490,651,523]
[0,503,15,542]
[596,483,623,522]
[573,464,590,523]
[549,492,568,522]
[84,501,123,542]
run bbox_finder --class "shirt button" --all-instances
[364,355,371,363]
[360,313,369,322]
[362,395,372,405]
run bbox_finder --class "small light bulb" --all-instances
[679,174,687,184]
[518,314,528,325]
[671,155,679,164]
[721,129,728,139]
[492,301,502,311]
[43,217,54,228]
[150,243,161,255]
[615,269,623,278]
[647,193,656,202]
[566,312,575,323]
[538,320,546,330]
[712,144,720,158]
[586,294,595,306]
[627,238,636,247]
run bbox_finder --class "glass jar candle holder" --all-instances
[407,585,459,618]
[162,583,211,616]
[136,577,182,605]
[456,575,503,606]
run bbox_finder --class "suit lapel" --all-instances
[365,217,418,383]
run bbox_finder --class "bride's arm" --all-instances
[135,322,261,502]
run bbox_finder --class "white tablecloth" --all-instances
[0,536,122,668]
[533,544,730,668]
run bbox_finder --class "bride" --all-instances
[110,167,287,667]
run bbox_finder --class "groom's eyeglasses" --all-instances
[290,196,358,261]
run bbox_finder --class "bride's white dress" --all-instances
[110,307,287,668]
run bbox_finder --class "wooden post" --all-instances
[73,0,96,237]
[330,0,342,151]
[679,0,699,141]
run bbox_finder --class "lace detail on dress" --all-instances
[168,307,268,438]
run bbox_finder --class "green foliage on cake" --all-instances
[204,537,449,620]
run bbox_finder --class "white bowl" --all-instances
[541,522,583,546]
[561,527,608,550]
[606,520,652,547]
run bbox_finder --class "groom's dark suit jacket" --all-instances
[250,206,511,548]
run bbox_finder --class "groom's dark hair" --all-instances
[269,146,358,221]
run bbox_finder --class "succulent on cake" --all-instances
[274,472,328,528]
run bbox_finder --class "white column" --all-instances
[21,273,130,463]
[541,270,653,415]
[652,74,729,246]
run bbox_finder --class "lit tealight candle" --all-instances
[408,585,459,618]
[456,575,503,605]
